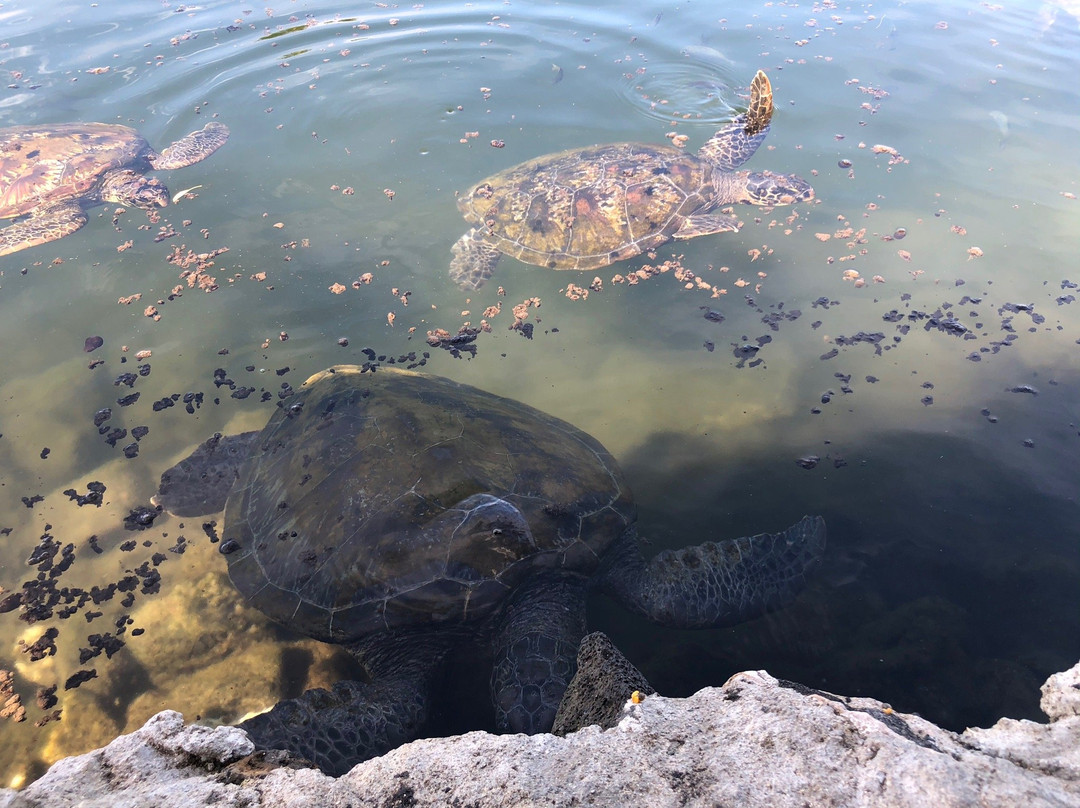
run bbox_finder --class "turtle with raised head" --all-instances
[155,366,825,775]
[450,70,814,290]
[0,121,229,256]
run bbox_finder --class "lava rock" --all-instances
[552,632,655,736]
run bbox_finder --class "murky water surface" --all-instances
[1,0,1078,787]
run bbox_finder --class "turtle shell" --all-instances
[0,124,149,218]
[457,142,711,270]
[222,366,635,644]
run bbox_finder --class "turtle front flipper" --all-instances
[596,515,825,629]
[490,573,587,734]
[672,212,741,240]
[698,70,774,170]
[148,121,230,170]
[240,632,448,775]
[450,227,502,291]
[0,202,87,257]
[239,676,428,776]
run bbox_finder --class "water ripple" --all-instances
[614,47,743,126]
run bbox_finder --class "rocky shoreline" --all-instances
[2,644,1076,808]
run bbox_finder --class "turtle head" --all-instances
[740,170,814,206]
[153,431,260,517]
[101,169,169,210]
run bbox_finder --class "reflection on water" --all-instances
[1,0,1079,788]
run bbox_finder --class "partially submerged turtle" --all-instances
[155,366,825,775]
[450,70,813,290]
[0,121,229,256]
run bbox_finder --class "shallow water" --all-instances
[1,0,1079,787]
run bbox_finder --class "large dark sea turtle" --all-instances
[0,121,229,256]
[450,70,813,290]
[155,366,825,775]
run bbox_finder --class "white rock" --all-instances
[2,664,1078,808]
[1041,661,1080,721]
[0,710,255,808]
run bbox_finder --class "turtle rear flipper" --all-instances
[596,515,825,629]
[153,430,259,517]
[450,227,502,290]
[0,202,87,257]
[149,121,230,170]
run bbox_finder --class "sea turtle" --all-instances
[450,70,813,290]
[154,365,825,775]
[0,121,229,256]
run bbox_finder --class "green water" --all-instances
[1,0,1078,786]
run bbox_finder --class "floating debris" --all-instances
[123,506,162,531]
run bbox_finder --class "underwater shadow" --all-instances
[593,426,1080,731]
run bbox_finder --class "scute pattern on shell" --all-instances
[457,142,711,270]
[0,123,147,217]
[222,367,635,644]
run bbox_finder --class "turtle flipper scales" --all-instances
[149,122,230,170]
[450,227,502,290]
[0,202,87,257]
[698,70,775,171]
[597,515,825,629]
[490,574,587,734]
[239,677,428,776]
[743,69,775,135]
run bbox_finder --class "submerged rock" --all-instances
[1,661,1077,808]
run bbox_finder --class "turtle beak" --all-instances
[138,180,170,209]
[745,171,814,206]
[780,178,814,204]
[765,174,814,205]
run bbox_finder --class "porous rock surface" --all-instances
[2,661,1077,808]
[552,631,655,735]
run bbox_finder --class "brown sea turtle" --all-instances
[450,70,813,290]
[155,365,825,775]
[0,121,229,256]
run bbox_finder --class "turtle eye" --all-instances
[491,528,503,536]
